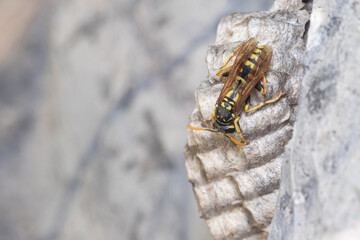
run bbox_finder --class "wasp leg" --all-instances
[245,91,287,113]
[255,82,262,92]
[225,134,246,146]
[255,75,267,95]
[216,43,245,77]
[222,44,244,67]
[261,75,267,94]
[234,116,250,144]
[216,65,232,77]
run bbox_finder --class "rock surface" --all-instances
[269,0,360,239]
[185,0,309,239]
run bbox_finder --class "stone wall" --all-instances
[270,0,360,239]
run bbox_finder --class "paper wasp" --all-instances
[187,38,286,146]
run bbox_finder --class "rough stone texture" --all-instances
[269,0,360,239]
[185,0,309,239]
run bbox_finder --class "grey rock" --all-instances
[269,0,360,239]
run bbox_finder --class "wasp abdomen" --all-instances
[240,46,265,80]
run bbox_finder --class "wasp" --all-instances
[187,38,286,146]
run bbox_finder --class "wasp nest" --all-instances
[184,0,309,239]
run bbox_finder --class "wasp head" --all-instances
[212,99,236,134]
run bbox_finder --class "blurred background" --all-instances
[0,0,274,239]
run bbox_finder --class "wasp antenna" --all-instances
[186,124,210,131]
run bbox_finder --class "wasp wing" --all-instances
[234,45,273,115]
[216,38,258,105]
